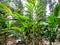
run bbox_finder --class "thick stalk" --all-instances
[49,37,52,45]
[49,40,52,45]
[5,33,7,45]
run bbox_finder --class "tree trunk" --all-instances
[58,0,60,4]
[49,40,52,45]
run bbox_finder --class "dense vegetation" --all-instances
[0,0,60,45]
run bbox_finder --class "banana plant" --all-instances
[0,2,30,45]
[23,0,47,45]
[45,4,60,45]
[0,2,37,45]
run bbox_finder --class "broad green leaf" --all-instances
[0,3,12,14]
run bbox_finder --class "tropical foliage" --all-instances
[0,0,60,45]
